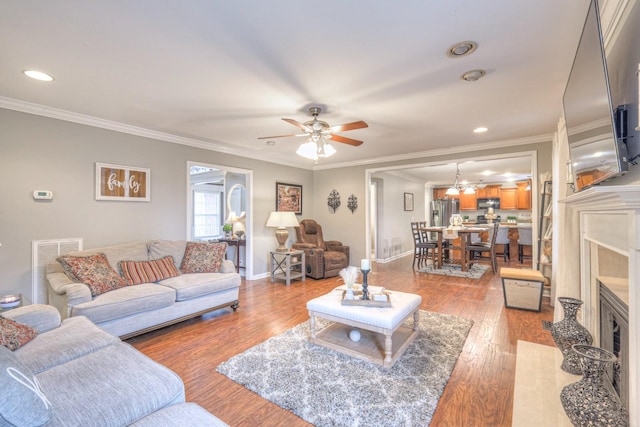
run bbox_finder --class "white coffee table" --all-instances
[306,287,422,368]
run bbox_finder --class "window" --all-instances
[193,187,222,239]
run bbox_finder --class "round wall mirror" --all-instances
[226,184,246,237]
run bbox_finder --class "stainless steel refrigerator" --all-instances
[431,199,459,227]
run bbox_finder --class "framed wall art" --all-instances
[95,162,150,201]
[404,192,414,211]
[276,182,302,214]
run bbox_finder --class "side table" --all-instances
[218,238,246,273]
[270,250,305,285]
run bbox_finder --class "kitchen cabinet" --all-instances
[433,187,448,200]
[459,191,477,210]
[433,187,459,200]
[500,188,518,210]
[477,185,501,199]
[516,181,532,210]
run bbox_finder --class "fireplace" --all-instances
[599,278,629,410]
[559,185,640,422]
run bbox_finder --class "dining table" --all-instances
[419,225,492,271]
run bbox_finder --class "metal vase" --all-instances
[550,297,593,374]
[560,345,628,426]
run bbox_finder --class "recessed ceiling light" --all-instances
[446,41,478,58]
[461,69,486,82]
[481,170,493,176]
[473,127,488,133]
[23,70,54,82]
[266,140,276,146]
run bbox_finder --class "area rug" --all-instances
[418,262,489,279]
[217,310,473,427]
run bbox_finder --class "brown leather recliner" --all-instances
[293,219,350,279]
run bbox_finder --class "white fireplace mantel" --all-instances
[560,184,640,425]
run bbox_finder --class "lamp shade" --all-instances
[266,211,299,228]
[266,211,299,252]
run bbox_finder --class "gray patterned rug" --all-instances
[217,310,473,426]
[418,262,489,279]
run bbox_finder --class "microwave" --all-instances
[477,198,500,210]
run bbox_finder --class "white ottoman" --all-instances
[306,287,422,368]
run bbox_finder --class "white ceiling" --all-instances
[0,0,589,179]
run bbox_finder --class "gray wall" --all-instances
[0,108,312,296]
[0,106,553,299]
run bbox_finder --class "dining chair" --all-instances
[465,222,499,273]
[495,225,510,261]
[517,227,533,263]
[411,222,437,269]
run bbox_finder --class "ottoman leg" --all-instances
[309,314,316,339]
[413,309,420,331]
[384,333,393,368]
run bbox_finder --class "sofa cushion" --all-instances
[148,240,188,270]
[0,316,38,351]
[37,343,185,427]
[130,403,229,427]
[15,316,120,374]
[180,242,227,273]
[64,241,150,268]
[119,256,181,285]
[0,345,52,426]
[158,272,241,301]
[57,252,129,296]
[71,284,176,324]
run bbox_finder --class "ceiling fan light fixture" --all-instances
[318,141,336,158]
[296,140,317,160]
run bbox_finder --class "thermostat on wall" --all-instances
[33,190,53,200]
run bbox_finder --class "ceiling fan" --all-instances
[258,107,368,147]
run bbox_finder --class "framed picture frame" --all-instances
[95,162,150,201]
[276,182,302,214]
[404,192,414,211]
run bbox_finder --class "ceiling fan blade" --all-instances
[257,133,300,140]
[330,120,368,133]
[327,134,364,146]
[282,118,311,132]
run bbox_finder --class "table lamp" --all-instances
[266,211,299,252]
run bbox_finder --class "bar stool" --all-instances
[495,225,510,261]
[517,227,533,263]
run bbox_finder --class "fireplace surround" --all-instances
[559,184,640,422]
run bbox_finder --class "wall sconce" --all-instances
[327,189,341,213]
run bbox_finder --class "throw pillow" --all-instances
[0,316,38,351]
[57,253,128,296]
[0,345,52,426]
[119,256,181,285]
[180,242,227,273]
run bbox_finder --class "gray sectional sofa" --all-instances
[1,304,227,426]
[46,240,241,339]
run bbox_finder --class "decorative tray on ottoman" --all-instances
[341,290,391,307]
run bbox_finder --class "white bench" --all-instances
[306,287,422,368]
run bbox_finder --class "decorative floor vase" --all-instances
[560,345,628,426]
[550,297,593,374]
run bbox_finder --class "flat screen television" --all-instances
[563,0,629,192]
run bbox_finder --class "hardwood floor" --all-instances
[128,255,555,426]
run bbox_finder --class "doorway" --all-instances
[186,161,253,278]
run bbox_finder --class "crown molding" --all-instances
[313,134,552,171]
[600,0,635,53]
[1,96,552,173]
[0,96,312,170]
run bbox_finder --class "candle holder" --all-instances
[361,269,370,300]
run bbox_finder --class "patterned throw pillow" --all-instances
[0,317,38,351]
[180,242,227,273]
[119,256,181,285]
[57,253,129,296]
